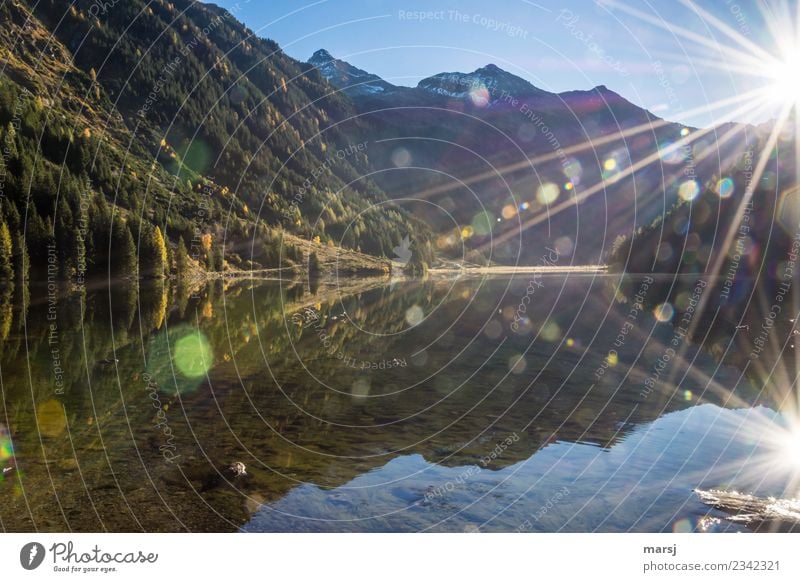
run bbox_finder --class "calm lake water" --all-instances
[1,273,799,532]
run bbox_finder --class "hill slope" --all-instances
[0,0,434,284]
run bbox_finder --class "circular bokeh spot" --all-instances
[654,303,675,323]
[36,400,66,438]
[174,331,214,378]
[678,179,700,201]
[405,305,425,327]
[716,177,734,198]
[536,182,560,205]
[471,212,495,236]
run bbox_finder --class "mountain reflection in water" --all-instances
[1,273,798,532]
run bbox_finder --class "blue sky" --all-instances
[214,0,782,127]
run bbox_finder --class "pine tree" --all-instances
[175,237,190,279]
[308,251,321,277]
[87,194,111,275]
[140,224,168,278]
[153,226,167,277]
[13,232,29,283]
[200,233,214,271]
[25,205,50,267]
[0,220,13,282]
[72,190,88,281]
[2,122,17,160]
[55,197,76,278]
[89,67,100,100]
[164,236,173,277]
[110,216,137,278]
[210,244,224,273]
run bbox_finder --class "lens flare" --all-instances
[678,179,700,202]
[469,85,490,107]
[508,354,527,374]
[563,158,583,184]
[36,400,66,438]
[391,147,412,167]
[654,303,674,323]
[672,518,693,533]
[536,183,560,205]
[405,305,424,327]
[716,177,735,199]
[658,140,687,165]
[541,320,561,342]
[0,436,12,461]
[174,332,213,378]
[351,378,371,399]
[554,235,574,256]
[471,212,495,236]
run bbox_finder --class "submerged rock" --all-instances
[200,461,248,492]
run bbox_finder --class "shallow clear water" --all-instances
[1,273,798,532]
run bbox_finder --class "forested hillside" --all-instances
[0,0,433,285]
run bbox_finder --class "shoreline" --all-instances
[427,265,609,275]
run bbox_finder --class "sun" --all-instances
[778,425,800,469]
[764,47,800,107]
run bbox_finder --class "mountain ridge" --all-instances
[306,48,755,266]
[307,49,663,113]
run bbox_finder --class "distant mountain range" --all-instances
[308,48,549,101]
[306,49,787,268]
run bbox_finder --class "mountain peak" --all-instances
[308,49,396,96]
[310,48,334,63]
[417,63,549,101]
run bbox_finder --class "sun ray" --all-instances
[646,50,784,82]
[592,288,757,410]
[654,103,795,413]
[696,103,793,309]
[677,0,779,64]
[404,86,769,208]
[474,96,770,255]
[604,0,775,68]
